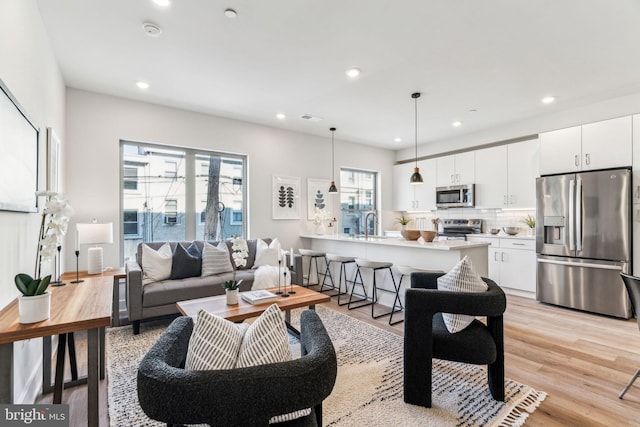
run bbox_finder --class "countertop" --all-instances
[468,233,535,240]
[300,234,490,251]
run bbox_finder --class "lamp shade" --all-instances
[77,223,113,245]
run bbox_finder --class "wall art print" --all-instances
[272,175,300,220]
[307,178,334,220]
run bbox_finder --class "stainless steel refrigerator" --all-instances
[536,168,632,318]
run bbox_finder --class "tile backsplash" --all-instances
[395,208,535,233]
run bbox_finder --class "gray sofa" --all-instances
[125,238,303,334]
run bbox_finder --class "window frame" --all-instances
[339,168,379,237]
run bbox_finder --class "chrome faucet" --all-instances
[365,211,378,239]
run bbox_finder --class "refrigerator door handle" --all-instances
[576,178,582,251]
[569,179,575,251]
[537,258,623,271]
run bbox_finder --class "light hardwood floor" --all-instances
[38,293,640,426]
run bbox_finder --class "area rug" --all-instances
[106,307,546,426]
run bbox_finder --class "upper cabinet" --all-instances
[540,116,632,175]
[475,139,539,209]
[436,152,475,186]
[392,158,437,211]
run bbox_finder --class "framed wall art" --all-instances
[307,178,334,220]
[272,175,300,220]
[0,78,39,213]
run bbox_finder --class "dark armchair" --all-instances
[403,271,506,408]
[137,310,337,426]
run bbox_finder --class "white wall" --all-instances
[0,0,66,403]
[396,91,640,162]
[64,89,396,269]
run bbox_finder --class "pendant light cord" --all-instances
[331,129,335,180]
[414,96,418,168]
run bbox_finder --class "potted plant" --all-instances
[16,191,73,323]
[396,214,411,230]
[222,237,248,305]
[521,214,536,236]
[313,207,331,235]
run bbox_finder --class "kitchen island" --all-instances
[299,235,489,308]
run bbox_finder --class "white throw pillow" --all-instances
[185,309,249,370]
[201,241,234,276]
[437,256,488,333]
[252,265,292,290]
[253,238,282,268]
[141,243,173,285]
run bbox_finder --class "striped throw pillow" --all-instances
[437,256,488,333]
[201,241,234,276]
[185,309,249,370]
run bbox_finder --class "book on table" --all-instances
[241,290,279,305]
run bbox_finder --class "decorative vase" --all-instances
[226,289,239,305]
[315,222,326,235]
[527,227,535,236]
[18,292,51,324]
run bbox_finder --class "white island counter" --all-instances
[299,235,489,308]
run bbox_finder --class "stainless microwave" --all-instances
[436,184,475,208]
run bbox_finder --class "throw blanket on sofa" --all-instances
[252,265,291,290]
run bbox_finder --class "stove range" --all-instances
[439,219,482,240]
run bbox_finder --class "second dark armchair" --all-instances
[403,271,506,408]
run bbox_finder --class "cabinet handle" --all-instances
[510,195,515,204]
[585,153,590,165]
[451,174,455,183]
[494,252,500,261]
[574,155,579,167]
[512,243,526,246]
[501,252,506,262]
[503,195,507,205]
[456,173,460,183]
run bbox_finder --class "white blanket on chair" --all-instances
[252,265,292,290]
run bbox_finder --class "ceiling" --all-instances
[36,0,640,149]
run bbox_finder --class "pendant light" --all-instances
[409,92,424,184]
[328,127,338,193]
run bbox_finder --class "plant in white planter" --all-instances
[16,191,74,323]
[222,237,248,305]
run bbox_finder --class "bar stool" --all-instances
[319,254,356,306]
[390,266,445,325]
[298,249,333,288]
[349,258,397,320]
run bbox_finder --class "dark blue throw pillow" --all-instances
[170,242,202,280]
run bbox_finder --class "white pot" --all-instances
[226,289,239,305]
[315,222,326,235]
[18,292,51,324]
[527,228,535,236]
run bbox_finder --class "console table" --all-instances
[0,276,112,427]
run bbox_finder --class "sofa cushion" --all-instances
[202,241,234,276]
[170,242,202,280]
[141,243,173,285]
[437,256,488,333]
[253,238,283,268]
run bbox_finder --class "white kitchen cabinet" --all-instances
[475,146,507,208]
[467,236,536,296]
[392,158,437,211]
[632,115,640,203]
[436,152,475,186]
[540,116,632,175]
[474,139,539,209]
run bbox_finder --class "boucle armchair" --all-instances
[137,310,337,426]
[403,271,506,408]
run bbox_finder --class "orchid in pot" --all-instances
[313,207,331,235]
[222,237,248,304]
[16,191,74,323]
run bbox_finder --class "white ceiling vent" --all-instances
[299,114,323,122]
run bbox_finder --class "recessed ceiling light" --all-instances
[452,121,462,127]
[276,113,286,120]
[345,68,361,78]
[394,137,402,143]
[136,81,150,90]
[142,22,162,37]
[541,96,556,104]
[224,8,237,18]
[153,0,170,7]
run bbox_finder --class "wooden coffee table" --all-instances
[176,285,330,336]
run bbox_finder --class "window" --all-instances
[120,141,247,263]
[123,210,139,236]
[164,199,178,224]
[123,167,138,190]
[339,169,377,236]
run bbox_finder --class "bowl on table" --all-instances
[503,227,520,236]
[401,229,421,241]
[420,230,437,242]
[488,228,500,235]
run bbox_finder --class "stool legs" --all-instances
[336,261,356,306]
[371,267,400,321]
[319,261,337,294]
[388,273,406,325]
[303,255,331,288]
[347,266,374,310]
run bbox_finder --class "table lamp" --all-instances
[77,222,113,274]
